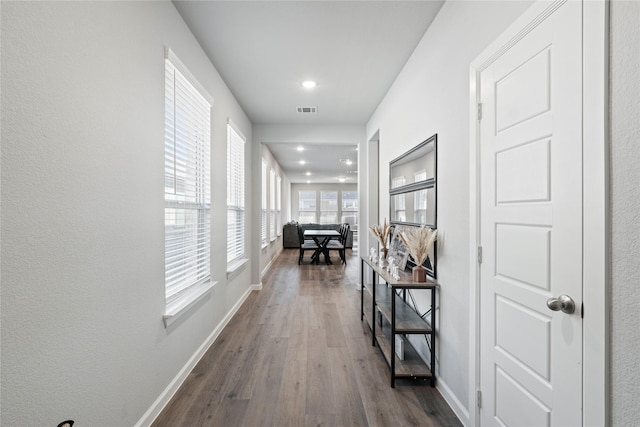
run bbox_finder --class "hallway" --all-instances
[153,249,461,426]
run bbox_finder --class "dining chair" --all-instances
[327,223,350,265]
[297,225,319,265]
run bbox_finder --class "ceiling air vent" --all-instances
[296,106,317,114]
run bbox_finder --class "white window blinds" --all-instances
[320,191,338,224]
[261,160,267,245]
[298,190,316,223]
[270,168,276,240]
[164,52,212,305]
[276,175,282,234]
[227,122,245,266]
[341,191,358,226]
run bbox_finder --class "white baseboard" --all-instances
[436,377,470,426]
[135,283,261,427]
[261,247,283,277]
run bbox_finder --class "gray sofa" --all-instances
[283,223,353,249]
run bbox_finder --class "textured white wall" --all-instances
[364,0,533,419]
[254,124,365,146]
[610,1,640,424]
[1,2,252,425]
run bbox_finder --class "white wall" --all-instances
[1,2,253,425]
[610,1,640,424]
[364,1,533,420]
[360,134,379,258]
[254,124,364,146]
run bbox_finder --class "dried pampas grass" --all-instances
[369,218,391,249]
[400,227,437,267]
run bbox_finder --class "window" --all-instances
[226,121,245,268]
[298,191,316,223]
[269,168,276,241]
[164,50,213,311]
[320,191,338,224]
[299,190,357,224]
[276,175,282,235]
[261,159,267,246]
[341,191,358,228]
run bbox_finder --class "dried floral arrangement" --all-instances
[369,218,392,249]
[399,227,437,267]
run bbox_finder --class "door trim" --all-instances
[467,1,609,426]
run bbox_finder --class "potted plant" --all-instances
[400,227,437,282]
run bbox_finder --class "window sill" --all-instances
[163,280,217,328]
[227,257,249,280]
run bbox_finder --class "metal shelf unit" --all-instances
[360,256,437,388]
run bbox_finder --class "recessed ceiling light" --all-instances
[302,80,316,89]
[345,159,353,166]
[299,160,306,165]
[306,180,311,184]
[338,176,346,183]
[306,172,311,176]
[296,146,304,152]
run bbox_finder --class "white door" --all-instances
[478,1,583,426]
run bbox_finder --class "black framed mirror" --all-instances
[389,134,437,227]
[388,134,437,277]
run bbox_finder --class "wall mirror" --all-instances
[388,134,437,277]
[389,134,437,227]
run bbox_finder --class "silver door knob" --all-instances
[546,295,575,314]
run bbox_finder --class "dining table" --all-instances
[303,229,341,264]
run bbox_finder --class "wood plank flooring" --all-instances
[152,249,462,427]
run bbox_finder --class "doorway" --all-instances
[469,1,608,425]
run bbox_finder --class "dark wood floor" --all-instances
[152,248,462,427]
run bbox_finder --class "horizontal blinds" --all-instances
[165,57,211,304]
[341,190,358,225]
[298,190,316,223]
[261,160,267,243]
[298,190,316,211]
[227,123,245,264]
[276,175,282,232]
[269,169,276,239]
[342,191,358,211]
[320,191,338,224]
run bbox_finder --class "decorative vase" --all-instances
[412,265,427,282]
[379,248,387,267]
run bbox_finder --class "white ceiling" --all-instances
[265,142,359,184]
[173,0,444,182]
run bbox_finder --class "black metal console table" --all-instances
[360,256,438,387]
